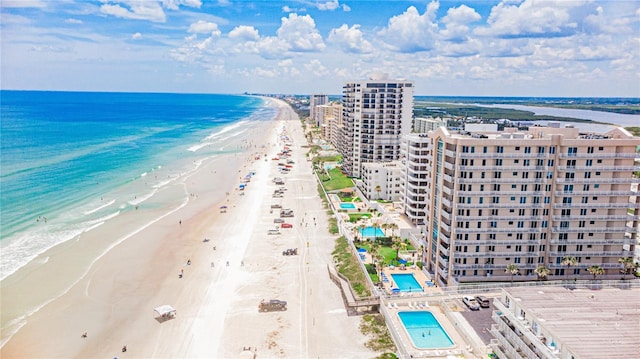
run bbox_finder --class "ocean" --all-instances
[0,91,277,280]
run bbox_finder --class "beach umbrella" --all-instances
[220,205,228,209]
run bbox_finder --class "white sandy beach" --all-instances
[0,99,375,358]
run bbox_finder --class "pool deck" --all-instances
[381,266,434,295]
[382,299,472,358]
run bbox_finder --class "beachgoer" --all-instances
[122,345,127,352]
[81,332,87,338]
[211,262,214,268]
[226,261,229,267]
[187,259,191,265]
[241,261,244,266]
[179,220,182,226]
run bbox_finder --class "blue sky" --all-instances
[1,0,639,96]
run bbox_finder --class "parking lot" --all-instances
[459,298,496,345]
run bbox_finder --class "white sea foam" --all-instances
[83,199,116,215]
[140,172,147,177]
[128,188,158,206]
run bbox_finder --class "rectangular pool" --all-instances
[340,202,356,209]
[398,311,454,349]
[360,226,384,237]
[391,273,423,292]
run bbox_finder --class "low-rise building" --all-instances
[491,286,640,359]
[360,161,403,201]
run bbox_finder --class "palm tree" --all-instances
[587,265,605,280]
[534,265,550,281]
[561,256,578,280]
[618,257,638,278]
[387,222,399,238]
[391,236,403,265]
[505,263,519,283]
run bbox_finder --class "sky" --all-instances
[1,0,639,97]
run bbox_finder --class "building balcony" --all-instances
[547,262,622,269]
[462,239,543,245]
[461,215,544,221]
[550,226,637,233]
[548,250,629,257]
[556,165,640,171]
[553,190,637,197]
[457,177,549,184]
[555,177,638,184]
[491,325,538,359]
[558,152,638,159]
[438,244,449,256]
[455,227,546,234]
[454,251,540,258]
[550,237,636,245]
[459,152,549,159]
[553,203,640,209]
[551,214,640,221]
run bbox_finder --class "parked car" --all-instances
[270,204,282,209]
[258,299,287,312]
[267,229,281,235]
[282,248,298,256]
[475,295,490,308]
[281,223,293,228]
[463,296,480,311]
[273,218,284,223]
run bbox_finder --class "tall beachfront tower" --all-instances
[309,94,328,125]
[403,124,639,287]
[340,76,414,178]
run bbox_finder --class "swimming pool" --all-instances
[360,226,385,237]
[391,273,423,292]
[398,311,454,349]
[340,202,356,209]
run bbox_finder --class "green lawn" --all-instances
[348,213,372,222]
[322,167,354,191]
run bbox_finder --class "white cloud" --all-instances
[188,20,221,36]
[378,2,440,52]
[65,18,83,25]
[248,37,291,59]
[475,0,598,38]
[161,0,202,10]
[100,2,166,23]
[328,24,373,54]
[304,59,329,76]
[228,25,260,41]
[316,0,349,11]
[131,32,142,40]
[440,5,481,42]
[1,0,46,8]
[276,13,325,52]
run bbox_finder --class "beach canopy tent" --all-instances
[154,305,176,318]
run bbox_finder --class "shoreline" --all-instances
[1,98,375,358]
[0,99,275,352]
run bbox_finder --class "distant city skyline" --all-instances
[1,0,639,97]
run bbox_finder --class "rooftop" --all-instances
[504,286,640,359]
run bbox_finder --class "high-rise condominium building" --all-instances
[401,124,639,287]
[340,78,414,178]
[309,94,328,124]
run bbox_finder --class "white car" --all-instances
[463,296,480,311]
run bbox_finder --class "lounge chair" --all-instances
[393,303,399,309]
[408,302,413,309]
[388,302,393,309]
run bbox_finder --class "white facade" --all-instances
[360,161,403,201]
[400,125,640,286]
[340,79,414,178]
[413,116,448,133]
[309,94,328,123]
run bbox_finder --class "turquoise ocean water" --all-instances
[0,91,276,280]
